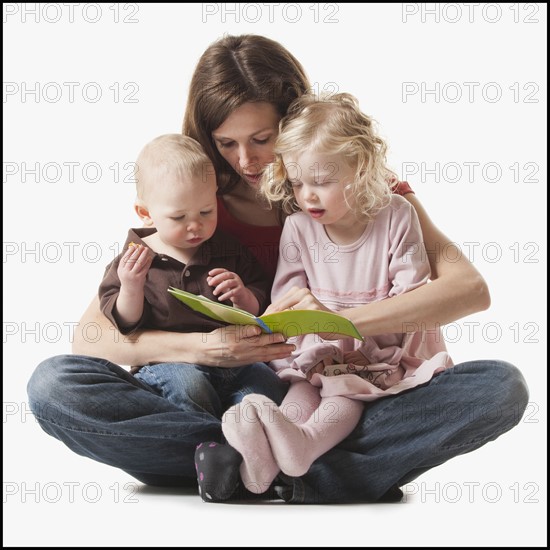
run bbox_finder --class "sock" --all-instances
[194,441,242,502]
[246,394,364,477]
[243,395,313,477]
[279,380,322,424]
[222,401,280,494]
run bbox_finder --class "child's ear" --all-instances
[134,202,154,227]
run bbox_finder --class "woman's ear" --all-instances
[134,202,154,227]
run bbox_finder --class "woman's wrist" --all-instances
[135,330,202,364]
[340,306,371,337]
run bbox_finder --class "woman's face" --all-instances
[212,102,280,188]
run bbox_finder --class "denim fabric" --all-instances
[134,362,288,417]
[27,356,528,500]
[291,360,529,503]
[26,355,286,486]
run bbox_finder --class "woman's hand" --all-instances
[73,298,294,368]
[264,287,331,315]
[196,325,296,367]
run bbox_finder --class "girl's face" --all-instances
[284,150,358,229]
[212,102,280,188]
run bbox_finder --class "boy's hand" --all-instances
[117,243,153,292]
[207,268,248,303]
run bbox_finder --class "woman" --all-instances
[27,34,528,503]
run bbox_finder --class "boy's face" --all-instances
[142,170,218,252]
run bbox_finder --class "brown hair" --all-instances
[183,34,311,193]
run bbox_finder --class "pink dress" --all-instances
[215,181,415,283]
[270,194,453,402]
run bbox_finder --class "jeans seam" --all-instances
[440,417,521,452]
[32,413,187,439]
[360,396,406,431]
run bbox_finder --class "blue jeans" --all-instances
[27,356,528,501]
[133,362,287,418]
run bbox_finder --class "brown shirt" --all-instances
[99,228,269,336]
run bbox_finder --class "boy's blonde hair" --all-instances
[135,134,214,201]
[261,93,396,222]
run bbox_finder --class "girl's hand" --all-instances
[264,286,331,315]
[306,359,328,381]
[344,350,369,366]
[266,287,343,340]
[117,243,153,292]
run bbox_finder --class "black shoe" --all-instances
[378,484,404,503]
[194,442,242,502]
[272,473,294,502]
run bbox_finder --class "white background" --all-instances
[3,3,547,547]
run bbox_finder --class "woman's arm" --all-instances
[344,193,490,336]
[72,296,295,367]
[268,194,490,337]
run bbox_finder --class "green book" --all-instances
[168,287,364,341]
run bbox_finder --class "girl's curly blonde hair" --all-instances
[260,92,398,223]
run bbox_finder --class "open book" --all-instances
[168,287,364,341]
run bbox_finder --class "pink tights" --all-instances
[222,380,364,494]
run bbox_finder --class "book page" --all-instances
[168,287,259,326]
[168,288,363,340]
[260,309,364,340]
